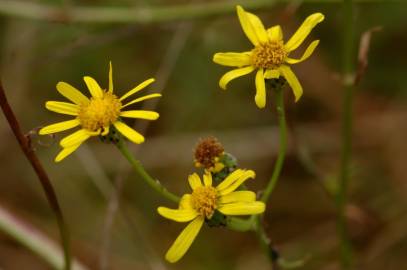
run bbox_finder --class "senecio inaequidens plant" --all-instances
[38,5,324,265]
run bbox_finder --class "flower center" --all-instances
[251,41,287,69]
[191,186,217,219]
[78,91,122,132]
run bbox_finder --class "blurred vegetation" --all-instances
[0,0,406,269]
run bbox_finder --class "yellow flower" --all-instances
[213,6,324,108]
[39,62,161,162]
[157,169,265,263]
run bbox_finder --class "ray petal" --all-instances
[213,52,252,67]
[120,110,159,120]
[45,101,79,116]
[284,13,324,52]
[219,66,255,90]
[56,82,88,105]
[113,121,144,144]
[39,119,80,135]
[165,217,204,263]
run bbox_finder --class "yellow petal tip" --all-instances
[136,138,145,144]
[219,83,227,90]
[165,253,178,264]
[247,170,256,179]
[56,81,64,88]
[54,156,63,163]
[157,207,165,215]
[38,128,46,135]
[255,95,266,109]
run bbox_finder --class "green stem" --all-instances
[116,138,180,204]
[337,0,355,268]
[260,86,287,203]
[226,216,255,232]
[253,84,287,266]
[255,216,271,251]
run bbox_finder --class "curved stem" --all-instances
[226,216,255,232]
[0,83,71,270]
[116,137,180,204]
[260,86,287,203]
[337,0,355,268]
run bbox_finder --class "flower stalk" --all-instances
[116,136,180,204]
[261,83,287,203]
[255,82,287,265]
[226,216,255,232]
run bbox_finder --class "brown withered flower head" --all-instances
[194,137,225,172]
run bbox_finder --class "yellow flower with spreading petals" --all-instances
[39,63,161,162]
[157,169,265,263]
[213,6,324,108]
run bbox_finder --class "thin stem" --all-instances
[254,84,287,266]
[116,137,180,204]
[0,0,391,24]
[337,0,355,268]
[0,83,71,270]
[260,86,287,203]
[0,0,278,23]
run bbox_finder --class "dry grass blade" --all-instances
[0,206,88,270]
[354,26,382,85]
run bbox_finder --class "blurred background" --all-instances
[0,0,406,269]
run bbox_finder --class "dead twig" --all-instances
[0,82,71,270]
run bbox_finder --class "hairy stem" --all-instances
[116,137,180,204]
[0,83,71,270]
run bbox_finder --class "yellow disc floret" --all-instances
[251,41,287,69]
[78,91,122,131]
[191,186,217,219]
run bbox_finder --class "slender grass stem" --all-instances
[0,206,87,270]
[0,0,392,24]
[0,83,71,270]
[337,0,355,268]
[116,137,180,204]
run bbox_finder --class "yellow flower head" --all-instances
[157,169,265,263]
[39,62,161,162]
[213,6,325,108]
